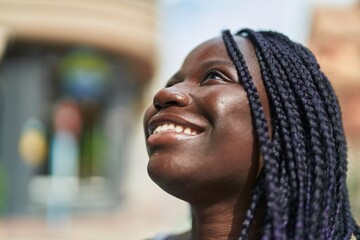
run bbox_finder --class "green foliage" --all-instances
[347,145,360,222]
[0,161,7,214]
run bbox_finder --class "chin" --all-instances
[147,161,240,205]
[147,159,198,201]
[147,150,195,183]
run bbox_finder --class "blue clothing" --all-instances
[153,233,171,240]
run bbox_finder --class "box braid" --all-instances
[222,29,360,240]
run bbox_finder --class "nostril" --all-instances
[154,103,162,111]
[154,100,182,111]
[165,100,182,107]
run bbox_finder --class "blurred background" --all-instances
[0,0,358,239]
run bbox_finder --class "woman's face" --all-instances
[143,36,269,204]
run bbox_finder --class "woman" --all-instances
[143,29,360,240]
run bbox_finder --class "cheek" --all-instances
[206,90,253,147]
[202,91,260,184]
[205,88,250,124]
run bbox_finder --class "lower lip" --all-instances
[147,131,200,146]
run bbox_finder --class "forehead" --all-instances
[181,36,262,85]
[182,37,230,67]
[181,36,261,77]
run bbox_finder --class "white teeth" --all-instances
[175,125,183,133]
[161,124,168,131]
[154,125,162,134]
[152,123,199,136]
[184,128,191,134]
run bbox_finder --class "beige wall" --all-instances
[309,3,360,140]
[0,0,157,80]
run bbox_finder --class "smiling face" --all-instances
[143,36,269,204]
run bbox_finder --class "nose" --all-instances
[153,86,191,111]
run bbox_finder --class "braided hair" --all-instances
[221,29,360,240]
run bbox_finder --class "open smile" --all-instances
[147,113,206,141]
[152,122,200,136]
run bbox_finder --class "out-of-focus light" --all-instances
[54,99,83,138]
[47,130,79,225]
[18,118,47,166]
[50,131,79,177]
[59,49,110,101]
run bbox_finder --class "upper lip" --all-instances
[147,113,205,137]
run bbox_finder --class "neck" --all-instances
[188,198,264,240]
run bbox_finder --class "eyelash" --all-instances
[165,70,231,88]
[202,70,230,85]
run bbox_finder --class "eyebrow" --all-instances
[199,59,235,70]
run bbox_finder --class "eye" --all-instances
[201,70,231,85]
[206,72,223,80]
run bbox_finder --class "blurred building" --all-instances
[0,0,157,218]
[308,1,360,220]
[309,2,360,140]
[0,0,359,239]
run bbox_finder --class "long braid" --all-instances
[284,38,336,239]
[222,29,360,239]
[260,32,335,239]
[247,34,299,238]
[244,30,309,239]
[288,39,358,239]
[238,172,265,240]
[247,30,316,239]
[223,31,285,239]
[270,34,341,239]
[222,30,286,240]
[280,34,359,239]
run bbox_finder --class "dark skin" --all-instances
[143,36,270,240]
